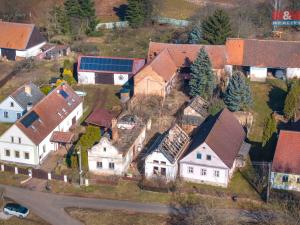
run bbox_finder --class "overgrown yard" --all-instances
[248,79,287,153]
[0,212,49,225]
[67,208,168,225]
[160,0,200,19]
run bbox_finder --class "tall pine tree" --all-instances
[262,113,277,148]
[223,72,252,112]
[79,0,97,33]
[201,9,232,45]
[188,22,202,44]
[126,0,146,28]
[189,47,215,100]
[284,81,300,120]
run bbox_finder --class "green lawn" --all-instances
[67,208,168,225]
[248,79,287,144]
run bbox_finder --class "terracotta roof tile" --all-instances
[85,108,115,128]
[16,84,82,145]
[0,21,35,50]
[226,38,300,68]
[50,131,74,144]
[148,42,226,69]
[272,130,300,174]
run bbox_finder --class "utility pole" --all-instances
[77,146,83,186]
[266,162,272,203]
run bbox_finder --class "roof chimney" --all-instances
[27,102,33,111]
[25,84,32,96]
[111,118,119,141]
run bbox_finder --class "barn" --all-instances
[77,56,145,85]
[0,21,46,60]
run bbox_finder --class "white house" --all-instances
[0,83,83,166]
[0,21,46,60]
[77,56,145,85]
[0,83,44,123]
[88,115,148,175]
[180,108,250,187]
[144,124,190,181]
[226,38,300,81]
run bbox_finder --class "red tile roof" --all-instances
[16,84,82,145]
[272,130,300,174]
[148,42,226,69]
[85,108,115,128]
[0,21,44,50]
[50,131,74,144]
[226,38,300,68]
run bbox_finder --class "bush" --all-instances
[208,98,225,116]
[40,85,52,95]
[71,42,100,54]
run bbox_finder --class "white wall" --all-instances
[0,96,24,123]
[250,67,267,82]
[88,137,125,175]
[145,151,178,181]
[16,42,46,58]
[180,142,230,187]
[0,125,37,165]
[286,68,300,79]
[0,102,83,166]
[114,73,129,85]
[78,72,95,84]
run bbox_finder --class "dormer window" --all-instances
[103,147,106,152]
[10,102,14,107]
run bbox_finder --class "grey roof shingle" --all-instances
[11,83,44,109]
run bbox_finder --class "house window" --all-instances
[109,162,115,170]
[10,102,14,107]
[153,166,159,175]
[161,167,166,176]
[18,137,21,144]
[161,161,166,165]
[297,178,300,184]
[153,160,159,164]
[188,166,194,174]
[17,113,21,119]
[103,147,106,152]
[96,162,102,168]
[282,175,289,183]
[5,149,10,157]
[197,153,202,159]
[4,112,8,118]
[11,136,14,143]
[24,152,29,160]
[206,155,212,160]
[214,170,220,177]
[201,169,207,176]
[15,151,20,158]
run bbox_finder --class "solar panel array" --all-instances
[79,57,134,73]
[60,90,69,99]
[21,111,39,128]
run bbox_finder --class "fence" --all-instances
[0,164,72,184]
[96,17,190,30]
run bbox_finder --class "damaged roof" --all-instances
[148,124,190,164]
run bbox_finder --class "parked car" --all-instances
[3,203,29,218]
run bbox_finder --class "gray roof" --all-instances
[11,83,44,109]
[147,124,190,164]
[188,96,209,117]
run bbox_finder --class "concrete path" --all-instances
[1,185,172,225]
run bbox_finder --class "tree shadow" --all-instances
[267,83,287,113]
[113,4,128,21]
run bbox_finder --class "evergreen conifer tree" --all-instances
[284,83,300,120]
[201,9,232,45]
[79,0,97,33]
[64,0,82,18]
[262,113,277,148]
[126,0,146,28]
[189,47,215,99]
[188,23,202,44]
[223,72,252,112]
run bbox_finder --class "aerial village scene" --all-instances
[0,0,300,224]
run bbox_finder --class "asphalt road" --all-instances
[1,185,172,225]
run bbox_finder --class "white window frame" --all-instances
[201,168,207,176]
